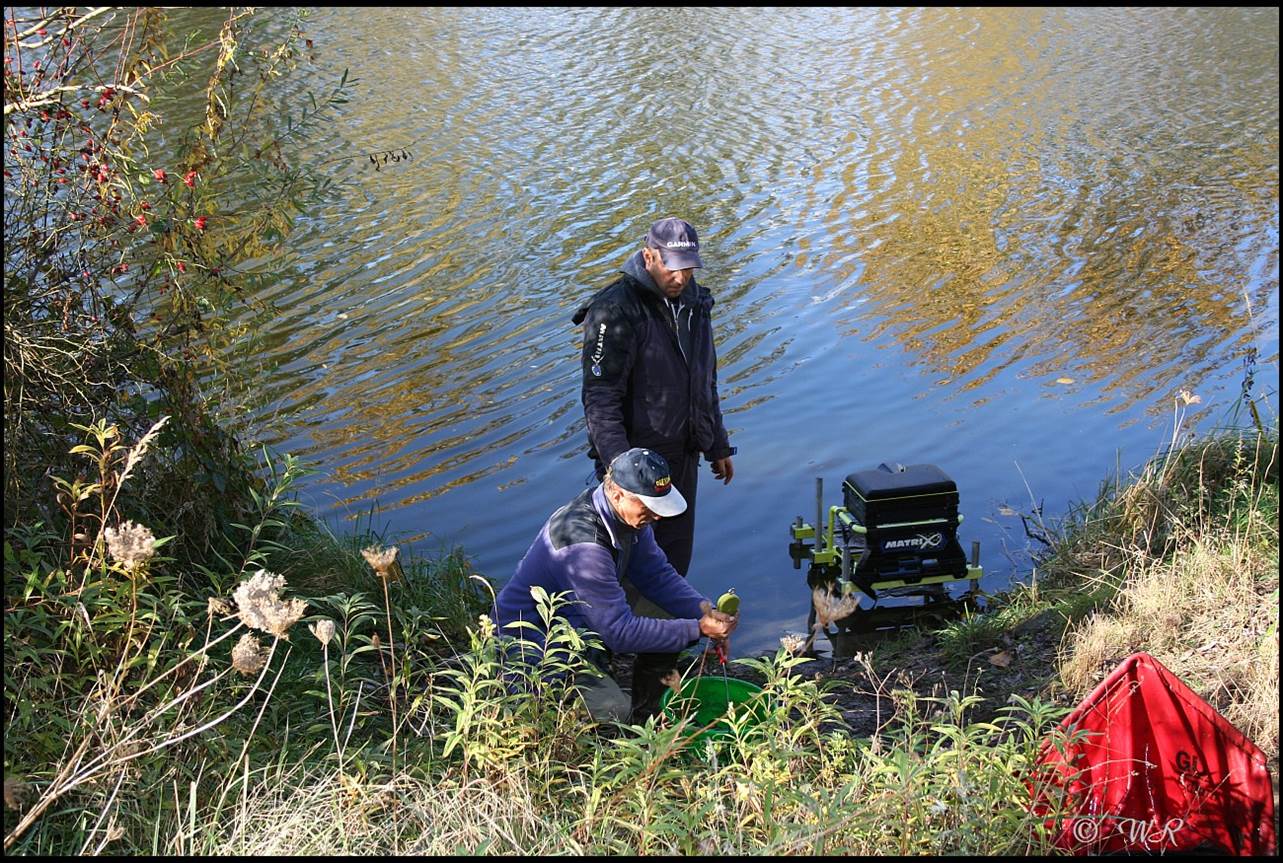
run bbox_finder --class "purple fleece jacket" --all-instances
[494,484,707,653]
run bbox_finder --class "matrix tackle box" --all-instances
[841,463,968,588]
[789,462,981,610]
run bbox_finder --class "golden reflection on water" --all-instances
[228,7,1277,516]
[808,7,1277,400]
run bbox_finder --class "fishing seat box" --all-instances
[842,463,966,584]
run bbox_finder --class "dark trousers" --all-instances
[650,450,697,577]
[627,451,699,722]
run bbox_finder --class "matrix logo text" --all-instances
[883,532,944,551]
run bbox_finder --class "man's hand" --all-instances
[698,599,738,641]
[711,456,734,485]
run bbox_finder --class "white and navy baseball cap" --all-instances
[609,448,687,517]
[644,217,703,270]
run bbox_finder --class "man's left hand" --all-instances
[711,456,734,485]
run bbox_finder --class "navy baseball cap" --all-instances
[644,217,703,270]
[608,448,687,517]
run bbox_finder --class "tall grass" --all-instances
[1057,429,1279,755]
[929,422,1278,763]
[3,417,1072,854]
[6,382,1274,856]
[173,638,1072,856]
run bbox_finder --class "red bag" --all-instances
[1034,652,1276,855]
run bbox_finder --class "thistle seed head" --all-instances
[361,545,400,580]
[104,520,157,572]
[232,569,307,638]
[309,618,336,646]
[231,633,267,675]
[780,633,808,656]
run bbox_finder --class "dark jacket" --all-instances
[493,484,707,655]
[573,252,736,469]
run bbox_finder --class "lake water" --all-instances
[219,7,1278,656]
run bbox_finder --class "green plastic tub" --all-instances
[659,675,768,749]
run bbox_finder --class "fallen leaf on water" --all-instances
[1055,377,1075,385]
[988,650,1013,668]
[998,504,1018,517]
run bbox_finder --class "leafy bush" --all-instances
[3,7,347,567]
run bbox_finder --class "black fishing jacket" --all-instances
[573,261,736,470]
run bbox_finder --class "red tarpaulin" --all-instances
[1034,652,1276,855]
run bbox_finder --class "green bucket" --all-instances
[659,675,768,749]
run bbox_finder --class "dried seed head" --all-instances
[811,587,859,628]
[231,633,267,675]
[4,776,29,811]
[232,570,307,638]
[104,520,156,572]
[207,597,232,619]
[309,618,336,646]
[361,545,400,580]
[780,633,808,656]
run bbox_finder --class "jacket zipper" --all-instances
[667,298,688,365]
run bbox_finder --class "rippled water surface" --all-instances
[222,8,1278,655]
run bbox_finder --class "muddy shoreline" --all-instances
[610,604,1074,738]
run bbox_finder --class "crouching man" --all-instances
[493,447,738,723]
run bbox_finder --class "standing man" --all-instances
[572,216,737,718]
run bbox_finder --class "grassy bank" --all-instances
[6,422,1275,855]
[920,423,1278,759]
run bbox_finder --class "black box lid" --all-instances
[844,463,957,501]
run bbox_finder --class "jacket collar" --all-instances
[591,482,635,550]
[622,249,695,308]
